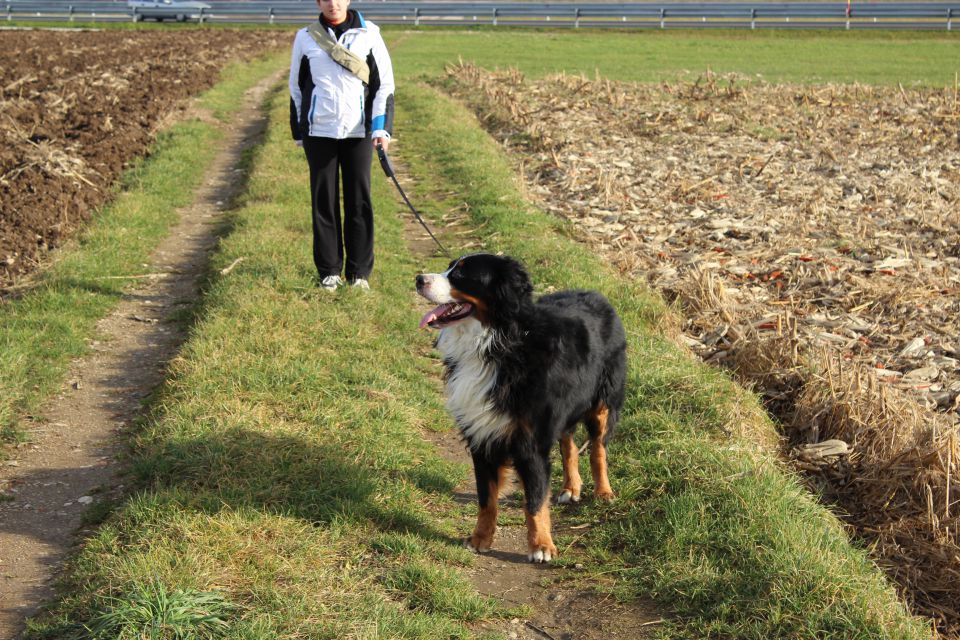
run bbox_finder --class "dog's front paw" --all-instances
[556,489,581,505]
[527,543,557,564]
[594,489,616,502]
[464,535,492,554]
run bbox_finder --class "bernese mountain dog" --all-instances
[416,253,627,563]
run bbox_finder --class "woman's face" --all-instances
[317,0,349,24]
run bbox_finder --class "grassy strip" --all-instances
[27,89,507,639]
[385,28,959,87]
[394,82,932,638]
[0,52,286,446]
[6,24,956,85]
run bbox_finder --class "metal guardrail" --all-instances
[3,0,958,29]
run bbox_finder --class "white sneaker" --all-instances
[351,278,370,291]
[320,275,343,291]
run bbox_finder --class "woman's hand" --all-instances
[373,137,389,153]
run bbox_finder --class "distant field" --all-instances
[386,28,959,86]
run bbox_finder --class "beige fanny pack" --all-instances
[306,21,370,85]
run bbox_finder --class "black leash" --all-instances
[377,145,452,259]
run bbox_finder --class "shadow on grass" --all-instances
[134,426,458,543]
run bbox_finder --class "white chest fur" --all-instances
[436,319,512,450]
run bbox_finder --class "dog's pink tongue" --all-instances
[419,305,446,329]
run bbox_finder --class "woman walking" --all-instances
[289,0,394,291]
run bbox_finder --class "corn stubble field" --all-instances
[3,25,960,638]
[442,62,960,635]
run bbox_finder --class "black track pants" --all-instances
[303,136,374,281]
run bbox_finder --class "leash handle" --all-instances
[376,146,452,259]
[377,145,395,178]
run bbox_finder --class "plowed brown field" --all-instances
[0,28,287,291]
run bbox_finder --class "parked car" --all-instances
[128,0,211,22]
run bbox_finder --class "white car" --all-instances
[128,0,211,22]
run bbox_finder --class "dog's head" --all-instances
[416,254,533,330]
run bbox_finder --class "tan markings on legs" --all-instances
[589,403,615,501]
[558,433,582,504]
[524,500,558,563]
[469,465,508,552]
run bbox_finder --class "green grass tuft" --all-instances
[83,582,236,640]
[384,562,500,620]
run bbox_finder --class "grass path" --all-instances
[0,66,284,640]
[23,83,507,640]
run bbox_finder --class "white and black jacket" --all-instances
[288,12,394,141]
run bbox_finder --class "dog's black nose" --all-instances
[415,274,426,289]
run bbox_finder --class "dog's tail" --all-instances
[595,346,626,442]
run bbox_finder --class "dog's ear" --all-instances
[496,257,533,315]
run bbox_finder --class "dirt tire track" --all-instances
[0,69,283,640]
